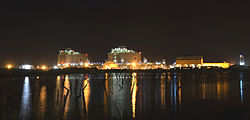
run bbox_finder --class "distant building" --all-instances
[19,64,34,69]
[175,56,230,68]
[108,46,141,64]
[202,62,230,69]
[176,56,203,67]
[240,55,245,66]
[57,48,88,67]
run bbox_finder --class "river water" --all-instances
[0,71,249,120]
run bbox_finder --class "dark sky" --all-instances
[0,0,250,66]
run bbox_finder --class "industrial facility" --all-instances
[57,48,89,68]
[7,47,240,70]
[175,56,230,68]
[108,46,141,64]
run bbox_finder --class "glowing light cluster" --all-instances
[111,46,135,53]
[19,65,33,70]
[59,48,80,55]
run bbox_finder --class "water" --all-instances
[0,71,250,120]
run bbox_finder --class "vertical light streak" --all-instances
[20,77,31,119]
[160,73,166,110]
[131,73,137,119]
[40,86,47,117]
[84,74,90,112]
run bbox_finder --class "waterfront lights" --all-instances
[65,63,69,67]
[132,62,136,67]
[6,64,12,69]
[53,66,58,69]
[41,65,47,70]
[84,62,89,67]
[20,64,33,70]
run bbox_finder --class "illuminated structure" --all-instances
[57,48,88,68]
[175,56,230,68]
[108,46,141,64]
[19,64,34,69]
[240,55,245,66]
[176,56,203,67]
[202,62,230,69]
[103,61,118,69]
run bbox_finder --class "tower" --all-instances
[240,55,245,66]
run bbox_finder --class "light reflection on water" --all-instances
[19,77,31,119]
[0,72,250,119]
[131,73,137,119]
[240,72,244,104]
[83,74,90,113]
[160,73,166,110]
[39,86,46,118]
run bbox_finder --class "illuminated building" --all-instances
[19,64,34,70]
[108,46,141,64]
[175,56,230,68]
[57,48,88,68]
[176,56,203,67]
[202,62,230,68]
[240,55,245,66]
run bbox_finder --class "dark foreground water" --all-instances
[0,71,250,120]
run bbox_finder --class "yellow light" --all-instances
[84,62,89,67]
[6,64,12,69]
[65,64,69,67]
[37,76,40,79]
[132,62,136,67]
[41,66,47,70]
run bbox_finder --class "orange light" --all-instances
[132,62,136,67]
[41,65,47,70]
[6,64,12,69]
[84,62,89,67]
[65,64,69,67]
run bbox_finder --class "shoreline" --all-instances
[0,67,249,77]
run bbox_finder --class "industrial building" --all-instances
[57,48,88,68]
[176,56,203,67]
[202,63,229,69]
[175,56,230,68]
[108,46,141,64]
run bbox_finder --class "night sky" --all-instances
[0,0,250,66]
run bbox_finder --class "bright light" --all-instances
[20,65,32,70]
[53,66,58,69]
[6,64,12,69]
[41,66,47,70]
[65,63,69,67]
[132,62,136,67]
[84,62,89,67]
